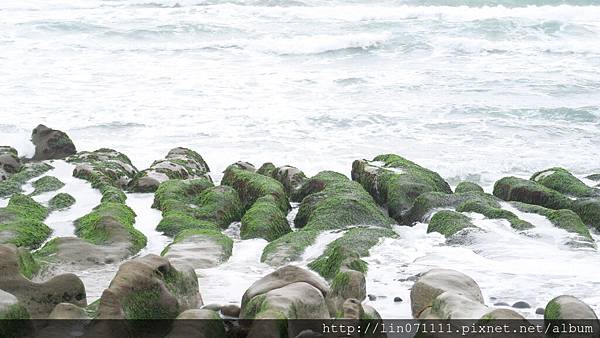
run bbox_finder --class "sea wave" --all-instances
[249,32,392,55]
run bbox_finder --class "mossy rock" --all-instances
[194,185,243,228]
[291,170,349,202]
[295,171,394,232]
[0,162,53,198]
[0,194,51,248]
[48,192,76,211]
[261,230,320,266]
[69,148,138,196]
[240,196,291,241]
[532,167,599,198]
[456,200,533,230]
[221,164,290,212]
[512,202,594,242]
[404,191,497,223]
[156,212,219,237]
[152,178,214,212]
[352,155,452,223]
[257,162,277,177]
[586,174,600,182]
[30,176,65,196]
[308,227,396,279]
[75,202,146,254]
[493,176,572,210]
[571,198,600,231]
[455,181,484,194]
[427,210,476,237]
[544,295,598,320]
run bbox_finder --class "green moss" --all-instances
[162,266,199,300]
[156,212,219,237]
[403,191,493,224]
[241,294,269,319]
[261,230,319,265]
[291,170,349,202]
[0,162,53,198]
[161,228,233,260]
[75,202,146,254]
[571,198,600,230]
[532,167,599,198]
[308,227,395,279]
[16,247,40,279]
[33,237,59,263]
[48,192,76,211]
[257,162,277,176]
[30,176,65,196]
[240,196,291,241]
[455,182,484,194]
[152,178,213,212]
[352,155,452,223]
[330,271,351,297]
[100,186,127,204]
[427,210,475,237]
[493,176,572,210]
[122,288,179,320]
[0,194,51,248]
[456,200,533,230]
[0,304,30,320]
[221,164,289,212]
[513,202,595,240]
[194,185,243,228]
[85,299,100,319]
[544,298,561,320]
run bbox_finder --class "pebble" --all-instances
[535,307,545,315]
[368,294,377,301]
[394,297,403,303]
[493,302,509,307]
[221,304,241,317]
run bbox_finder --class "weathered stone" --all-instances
[31,124,76,160]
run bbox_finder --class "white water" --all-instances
[125,192,171,256]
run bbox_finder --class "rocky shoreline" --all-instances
[1,125,599,337]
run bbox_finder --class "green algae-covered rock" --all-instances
[31,176,65,196]
[493,176,572,210]
[259,164,308,199]
[69,148,138,194]
[75,202,146,254]
[48,192,76,211]
[352,155,452,223]
[294,171,394,232]
[0,194,51,248]
[194,185,243,229]
[0,162,53,198]
[161,228,233,269]
[221,163,290,212]
[427,210,475,237]
[261,230,320,266]
[308,227,396,279]
[532,167,599,198]
[240,195,291,241]
[544,295,598,320]
[129,147,211,193]
[455,181,484,194]
[571,198,600,231]
[512,202,594,244]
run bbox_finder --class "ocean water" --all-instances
[2,0,600,319]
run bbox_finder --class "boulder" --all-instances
[532,167,599,198]
[261,230,319,267]
[455,181,484,194]
[545,295,598,320]
[194,185,243,229]
[162,229,233,269]
[571,198,600,230]
[258,164,307,199]
[493,176,572,210]
[221,163,290,213]
[308,227,396,279]
[95,255,201,320]
[410,269,484,318]
[0,244,86,318]
[241,265,329,310]
[257,162,277,176]
[31,124,76,160]
[405,191,532,230]
[351,155,452,223]
[327,270,366,317]
[294,171,394,231]
[167,309,226,338]
[35,237,131,271]
[75,202,146,255]
[240,195,291,241]
[428,291,488,319]
[48,192,76,211]
[31,175,65,195]
[129,147,211,193]
[0,194,51,248]
[427,210,476,237]
[68,148,138,198]
[0,146,21,175]
[342,298,364,320]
